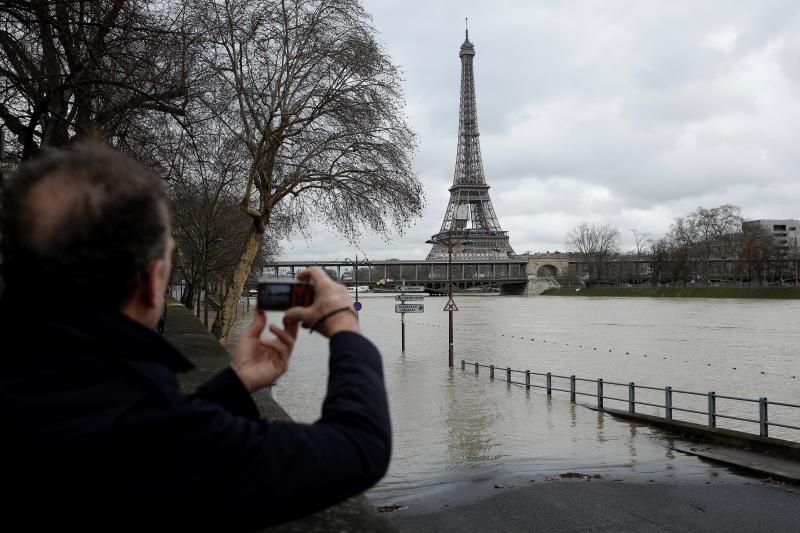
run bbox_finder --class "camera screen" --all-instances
[259,284,292,310]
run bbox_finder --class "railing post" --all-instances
[461,359,465,371]
[759,397,768,437]
[665,386,673,420]
[506,367,511,383]
[490,364,494,380]
[569,375,576,403]
[474,362,478,375]
[525,370,531,390]
[708,391,716,428]
[628,382,636,413]
[597,378,604,409]
[546,373,552,395]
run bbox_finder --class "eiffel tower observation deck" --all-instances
[427,27,516,261]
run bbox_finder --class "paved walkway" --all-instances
[673,443,800,484]
[379,436,800,532]
[386,478,800,532]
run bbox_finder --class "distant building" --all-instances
[742,219,800,256]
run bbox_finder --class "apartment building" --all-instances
[742,219,800,256]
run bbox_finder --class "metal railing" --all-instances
[461,360,800,439]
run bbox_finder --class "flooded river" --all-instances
[228,295,800,504]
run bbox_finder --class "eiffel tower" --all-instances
[427,26,515,260]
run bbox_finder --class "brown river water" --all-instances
[225,294,800,504]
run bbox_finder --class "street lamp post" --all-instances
[447,243,454,366]
[426,234,473,367]
[344,254,369,319]
[355,255,360,303]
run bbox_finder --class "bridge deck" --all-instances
[262,259,529,293]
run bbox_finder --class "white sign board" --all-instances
[395,285,425,292]
[443,298,459,312]
[395,304,424,313]
[395,295,424,301]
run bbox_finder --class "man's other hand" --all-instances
[231,310,298,392]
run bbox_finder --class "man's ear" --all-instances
[143,259,166,310]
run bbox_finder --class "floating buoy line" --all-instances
[356,312,791,377]
[358,313,661,362]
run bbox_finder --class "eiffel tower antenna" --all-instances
[427,28,515,260]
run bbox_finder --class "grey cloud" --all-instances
[277,0,800,261]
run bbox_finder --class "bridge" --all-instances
[262,254,574,295]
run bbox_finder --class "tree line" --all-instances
[565,205,798,286]
[0,0,424,340]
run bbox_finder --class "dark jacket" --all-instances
[0,298,391,531]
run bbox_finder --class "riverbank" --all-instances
[543,286,800,298]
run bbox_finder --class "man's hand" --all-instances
[231,310,298,392]
[285,268,359,338]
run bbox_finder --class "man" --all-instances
[0,144,390,531]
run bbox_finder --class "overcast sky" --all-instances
[277,0,800,261]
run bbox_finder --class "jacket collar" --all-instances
[1,294,194,373]
[60,309,194,372]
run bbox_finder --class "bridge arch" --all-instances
[536,264,559,278]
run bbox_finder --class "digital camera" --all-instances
[256,279,315,310]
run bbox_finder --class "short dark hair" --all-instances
[0,143,169,307]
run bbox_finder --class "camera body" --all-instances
[256,279,315,310]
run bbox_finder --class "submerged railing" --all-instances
[461,360,800,440]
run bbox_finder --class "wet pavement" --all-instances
[384,477,800,532]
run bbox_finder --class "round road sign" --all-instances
[353,301,363,312]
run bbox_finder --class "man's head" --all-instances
[0,142,172,327]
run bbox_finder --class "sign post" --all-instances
[395,294,424,302]
[394,282,425,351]
[394,304,425,312]
[394,285,425,292]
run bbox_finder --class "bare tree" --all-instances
[566,223,620,281]
[168,123,282,334]
[647,237,671,285]
[709,205,742,279]
[694,205,742,278]
[663,205,743,283]
[194,0,424,340]
[740,223,775,285]
[667,213,698,281]
[629,228,653,256]
[0,0,195,165]
[628,228,652,285]
[709,205,742,258]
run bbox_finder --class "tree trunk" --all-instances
[211,224,263,342]
[181,282,196,310]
